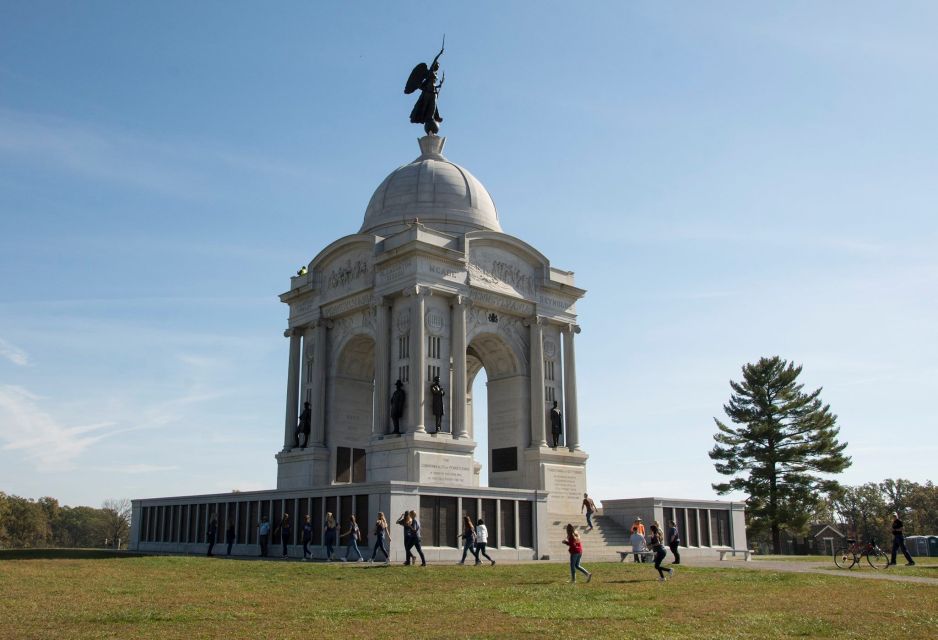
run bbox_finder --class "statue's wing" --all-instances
[404,63,428,94]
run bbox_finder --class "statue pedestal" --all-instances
[522,447,589,514]
[275,445,330,490]
[367,432,477,486]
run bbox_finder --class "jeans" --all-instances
[460,537,476,563]
[891,535,914,564]
[669,543,681,564]
[585,511,594,529]
[569,553,590,581]
[654,547,668,577]
[302,538,311,558]
[281,531,290,557]
[346,537,363,561]
[405,539,426,565]
[259,534,268,556]
[206,534,216,556]
[226,539,234,556]
[371,535,389,561]
[475,542,493,563]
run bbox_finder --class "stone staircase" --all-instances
[543,513,633,562]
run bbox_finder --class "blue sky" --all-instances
[1,2,935,508]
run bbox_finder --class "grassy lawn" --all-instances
[0,553,936,639]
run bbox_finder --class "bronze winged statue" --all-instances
[405,39,445,135]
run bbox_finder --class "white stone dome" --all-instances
[360,136,501,236]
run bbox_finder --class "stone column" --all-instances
[563,324,581,451]
[373,298,390,437]
[283,329,301,450]
[310,320,329,446]
[412,289,427,433]
[452,296,468,439]
[527,317,547,448]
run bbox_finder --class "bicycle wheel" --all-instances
[867,547,890,569]
[834,548,855,569]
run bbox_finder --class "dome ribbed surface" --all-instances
[360,136,501,236]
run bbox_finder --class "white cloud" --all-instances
[0,338,29,366]
[0,385,119,470]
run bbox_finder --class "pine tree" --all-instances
[710,356,851,554]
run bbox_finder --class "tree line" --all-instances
[0,493,131,549]
[824,479,938,544]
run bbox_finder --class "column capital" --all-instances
[563,323,581,335]
[451,294,470,308]
[371,294,390,307]
[403,285,430,298]
[283,327,302,338]
[523,315,546,328]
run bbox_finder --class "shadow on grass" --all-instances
[604,579,652,584]
[0,548,144,561]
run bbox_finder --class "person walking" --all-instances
[888,511,916,567]
[206,515,218,557]
[562,523,591,583]
[408,510,427,566]
[301,514,313,561]
[397,511,415,565]
[649,521,674,582]
[459,516,477,564]
[323,512,338,561]
[276,513,291,559]
[258,516,270,557]
[225,518,236,556]
[667,519,681,565]
[581,493,597,530]
[341,515,364,562]
[370,512,391,564]
[473,518,496,566]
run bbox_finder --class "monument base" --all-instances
[275,445,330,490]
[367,432,477,486]
[523,447,589,514]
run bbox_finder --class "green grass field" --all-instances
[1,552,936,639]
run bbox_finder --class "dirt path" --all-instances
[687,558,938,585]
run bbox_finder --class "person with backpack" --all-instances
[341,515,364,562]
[473,518,495,566]
[649,521,674,582]
[459,516,477,564]
[562,523,591,583]
[370,512,391,564]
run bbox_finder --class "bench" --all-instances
[718,549,753,561]
[618,550,656,563]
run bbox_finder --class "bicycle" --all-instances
[834,538,890,569]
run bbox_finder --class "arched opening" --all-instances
[465,333,526,489]
[328,334,375,483]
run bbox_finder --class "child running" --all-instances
[562,523,591,583]
[649,521,674,582]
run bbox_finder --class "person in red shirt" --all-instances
[563,523,592,583]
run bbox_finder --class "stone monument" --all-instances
[276,132,588,514]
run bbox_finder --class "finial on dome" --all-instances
[418,135,446,159]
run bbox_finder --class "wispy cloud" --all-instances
[0,385,121,470]
[0,108,316,199]
[0,338,29,366]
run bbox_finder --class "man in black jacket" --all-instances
[888,511,916,566]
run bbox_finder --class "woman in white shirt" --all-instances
[473,518,496,566]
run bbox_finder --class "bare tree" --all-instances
[101,498,131,549]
